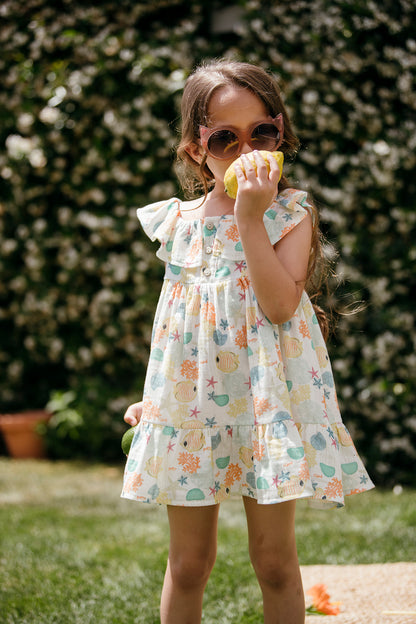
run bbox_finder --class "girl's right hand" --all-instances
[124,401,143,426]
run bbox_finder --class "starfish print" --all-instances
[279,470,290,483]
[206,376,218,388]
[234,260,246,273]
[309,367,319,379]
[190,406,201,418]
[170,329,180,342]
[167,441,175,453]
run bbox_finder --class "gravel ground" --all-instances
[302,563,416,623]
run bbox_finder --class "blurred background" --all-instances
[0,0,415,486]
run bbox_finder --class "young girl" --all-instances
[121,59,374,623]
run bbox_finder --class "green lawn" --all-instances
[0,459,414,623]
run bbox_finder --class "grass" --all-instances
[0,459,415,623]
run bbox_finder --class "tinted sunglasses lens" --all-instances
[207,129,239,158]
[251,123,280,150]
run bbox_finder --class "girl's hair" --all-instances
[176,59,329,340]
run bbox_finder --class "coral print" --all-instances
[121,190,374,508]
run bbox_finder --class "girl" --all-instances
[121,59,374,624]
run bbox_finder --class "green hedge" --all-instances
[1,0,415,481]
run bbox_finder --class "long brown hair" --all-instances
[176,59,329,340]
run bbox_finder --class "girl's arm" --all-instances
[234,152,312,325]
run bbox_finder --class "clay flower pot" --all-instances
[0,410,51,459]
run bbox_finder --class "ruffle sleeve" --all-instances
[264,188,312,246]
[137,198,203,267]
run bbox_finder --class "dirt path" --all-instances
[302,563,416,623]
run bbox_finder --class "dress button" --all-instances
[205,246,213,254]
[205,222,214,230]
[202,267,211,276]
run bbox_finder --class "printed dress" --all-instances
[121,188,374,508]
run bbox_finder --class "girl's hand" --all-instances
[124,401,143,426]
[234,151,281,222]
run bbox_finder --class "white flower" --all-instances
[39,106,61,124]
[6,134,35,158]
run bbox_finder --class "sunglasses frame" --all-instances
[199,114,284,160]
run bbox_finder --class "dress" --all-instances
[121,188,374,508]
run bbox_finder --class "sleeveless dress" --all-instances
[121,188,374,508]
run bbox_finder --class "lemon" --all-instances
[121,425,138,455]
[224,150,284,199]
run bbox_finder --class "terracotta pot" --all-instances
[0,410,51,459]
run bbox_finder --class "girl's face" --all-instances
[190,85,271,190]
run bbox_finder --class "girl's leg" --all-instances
[160,504,220,624]
[243,497,305,624]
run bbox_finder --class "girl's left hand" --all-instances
[233,151,281,222]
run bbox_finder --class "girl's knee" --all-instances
[250,547,299,589]
[169,550,216,590]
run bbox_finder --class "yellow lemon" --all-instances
[224,150,284,199]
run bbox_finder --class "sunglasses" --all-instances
[199,114,284,160]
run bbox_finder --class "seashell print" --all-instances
[215,456,230,469]
[216,350,239,373]
[174,380,198,402]
[310,432,327,450]
[145,456,163,478]
[283,336,303,358]
[250,365,265,386]
[213,329,228,346]
[267,438,284,460]
[315,346,329,368]
[212,394,229,406]
[186,292,201,315]
[211,431,222,450]
[335,424,354,447]
[287,446,305,460]
[186,488,205,501]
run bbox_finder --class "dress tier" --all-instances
[121,189,374,507]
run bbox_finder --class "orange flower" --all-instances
[306,583,341,616]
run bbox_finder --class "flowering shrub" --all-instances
[0,0,415,476]
[240,0,416,486]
